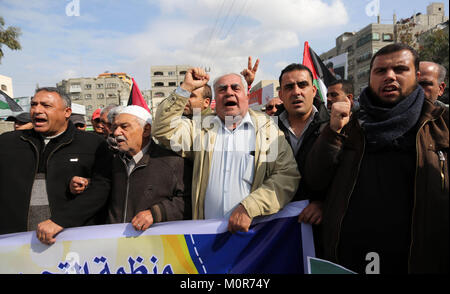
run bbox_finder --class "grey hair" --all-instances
[35,87,71,108]
[107,105,125,124]
[436,64,447,83]
[213,73,248,95]
[100,104,118,117]
[134,116,147,128]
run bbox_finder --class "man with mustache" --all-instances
[107,105,191,230]
[153,68,300,234]
[304,43,449,273]
[0,87,112,244]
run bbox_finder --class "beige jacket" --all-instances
[152,91,300,219]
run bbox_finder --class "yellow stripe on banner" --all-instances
[161,235,198,274]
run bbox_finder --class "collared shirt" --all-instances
[122,143,151,175]
[279,106,318,155]
[204,112,256,219]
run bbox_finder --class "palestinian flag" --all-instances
[127,78,150,112]
[0,89,23,112]
[302,41,337,105]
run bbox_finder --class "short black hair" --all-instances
[279,63,314,86]
[328,79,354,95]
[35,87,71,108]
[370,43,419,73]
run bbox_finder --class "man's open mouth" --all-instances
[225,101,237,107]
[33,117,47,125]
[382,85,399,93]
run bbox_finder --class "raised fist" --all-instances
[329,97,351,133]
[181,67,210,93]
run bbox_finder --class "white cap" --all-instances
[118,105,152,125]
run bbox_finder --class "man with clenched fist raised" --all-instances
[152,67,300,234]
[304,43,449,274]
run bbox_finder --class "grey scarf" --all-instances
[359,86,424,148]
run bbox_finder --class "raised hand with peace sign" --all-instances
[240,56,260,88]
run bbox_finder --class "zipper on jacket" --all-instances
[22,137,40,230]
[438,151,446,191]
[408,118,433,273]
[46,139,73,219]
[334,134,366,264]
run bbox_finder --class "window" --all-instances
[72,94,80,100]
[107,93,117,98]
[356,51,372,63]
[1,85,6,91]
[179,71,187,75]
[372,32,380,40]
[357,33,371,48]
[168,71,175,76]
[96,84,104,89]
[69,84,81,93]
[154,92,165,97]
[382,33,393,41]
[85,84,92,89]
[168,82,176,87]
[97,93,104,99]
[154,82,164,87]
[85,94,92,99]
[106,83,117,89]
[154,71,164,76]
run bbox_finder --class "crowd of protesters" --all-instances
[0,43,448,274]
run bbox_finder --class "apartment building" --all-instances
[57,73,132,121]
[320,2,448,96]
[149,65,191,116]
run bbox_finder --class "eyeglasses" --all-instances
[265,104,283,111]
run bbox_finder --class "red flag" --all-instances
[127,78,150,112]
[302,41,337,103]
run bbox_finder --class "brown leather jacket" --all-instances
[107,140,192,224]
[304,98,449,273]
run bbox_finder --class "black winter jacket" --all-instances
[0,122,112,234]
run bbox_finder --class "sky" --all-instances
[0,0,448,97]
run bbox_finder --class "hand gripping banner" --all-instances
[0,201,314,274]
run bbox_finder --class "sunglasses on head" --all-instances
[265,104,283,111]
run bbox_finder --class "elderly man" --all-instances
[153,68,300,233]
[0,87,111,244]
[107,105,192,230]
[418,61,447,106]
[304,43,449,273]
